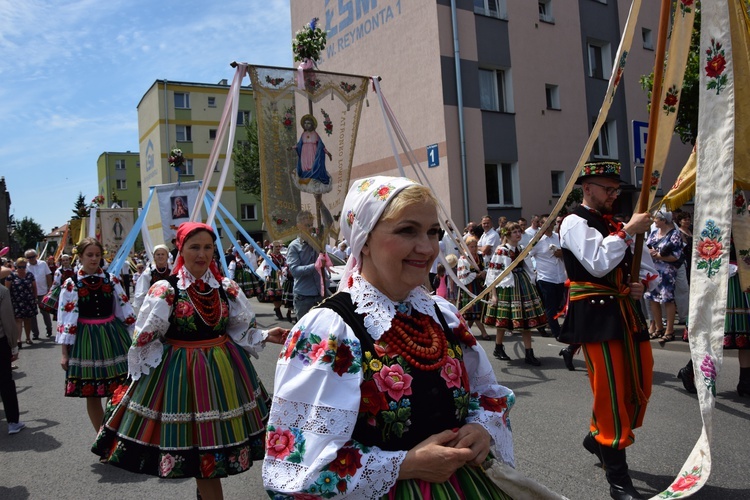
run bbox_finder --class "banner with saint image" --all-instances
[247,65,369,250]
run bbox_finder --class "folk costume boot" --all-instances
[582,432,604,466]
[738,367,750,397]
[274,307,284,321]
[559,345,577,371]
[677,360,697,394]
[524,348,541,366]
[494,344,511,361]
[599,446,644,500]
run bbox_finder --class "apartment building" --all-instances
[96,151,142,210]
[136,79,263,247]
[290,0,692,224]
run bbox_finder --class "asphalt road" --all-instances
[1,301,748,500]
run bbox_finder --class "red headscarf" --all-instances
[171,222,223,281]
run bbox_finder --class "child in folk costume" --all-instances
[56,238,136,432]
[483,222,547,365]
[457,237,492,340]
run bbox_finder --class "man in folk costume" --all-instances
[558,161,659,500]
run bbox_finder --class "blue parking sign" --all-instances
[427,144,439,168]
[632,120,648,165]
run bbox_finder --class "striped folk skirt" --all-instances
[724,272,750,349]
[383,463,513,499]
[64,316,131,398]
[483,270,547,330]
[457,280,486,321]
[92,335,271,479]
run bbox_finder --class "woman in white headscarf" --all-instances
[132,244,172,310]
[263,176,515,499]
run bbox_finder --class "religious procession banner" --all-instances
[155,181,202,243]
[247,65,369,250]
[98,208,135,261]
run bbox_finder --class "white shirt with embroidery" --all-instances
[55,270,136,345]
[262,271,515,499]
[127,267,267,381]
[484,244,535,289]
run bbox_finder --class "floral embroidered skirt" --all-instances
[64,317,130,398]
[483,270,547,330]
[92,335,271,479]
[382,464,513,500]
[724,273,750,349]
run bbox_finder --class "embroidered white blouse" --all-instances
[132,264,172,310]
[484,244,535,289]
[127,267,267,381]
[55,270,136,345]
[262,271,515,499]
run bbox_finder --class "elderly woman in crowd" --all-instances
[132,244,172,310]
[263,176,515,498]
[6,257,38,347]
[93,222,288,500]
[644,210,684,344]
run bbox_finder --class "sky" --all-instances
[0,0,292,234]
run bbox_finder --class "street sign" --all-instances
[427,144,439,168]
[632,120,648,165]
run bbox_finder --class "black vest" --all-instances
[316,292,467,451]
[75,274,115,319]
[559,206,648,344]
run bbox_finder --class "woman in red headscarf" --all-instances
[93,222,288,500]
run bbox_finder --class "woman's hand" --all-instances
[452,423,492,466]
[60,354,69,371]
[266,327,290,345]
[629,282,645,301]
[398,429,475,483]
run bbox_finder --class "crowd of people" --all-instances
[0,167,748,500]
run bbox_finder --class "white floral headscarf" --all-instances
[338,176,418,291]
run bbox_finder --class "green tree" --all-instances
[13,217,45,252]
[72,192,90,220]
[639,7,700,145]
[233,119,261,196]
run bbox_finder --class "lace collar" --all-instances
[347,271,438,340]
[76,268,107,279]
[176,267,221,291]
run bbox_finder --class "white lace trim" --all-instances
[128,341,164,380]
[346,271,439,340]
[126,393,261,422]
[176,267,221,290]
[263,448,405,498]
[465,411,515,468]
[68,354,128,368]
[269,396,356,436]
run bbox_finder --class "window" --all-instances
[136,161,140,168]
[209,129,217,140]
[116,179,127,190]
[214,161,220,172]
[545,84,560,110]
[137,181,141,187]
[119,200,129,208]
[184,159,194,175]
[208,96,216,107]
[478,68,512,112]
[485,162,519,207]
[138,201,142,208]
[539,0,554,22]
[593,120,618,158]
[551,171,565,196]
[176,125,192,142]
[474,0,507,19]
[174,92,190,109]
[237,110,251,125]
[216,227,223,238]
[241,204,257,220]
[587,40,612,79]
[115,159,126,170]
[237,140,250,149]
[642,28,654,50]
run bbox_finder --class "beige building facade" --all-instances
[137,80,263,248]
[290,0,692,225]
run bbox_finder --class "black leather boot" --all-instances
[677,360,697,394]
[582,432,603,465]
[524,348,541,366]
[559,345,577,371]
[274,307,283,320]
[493,344,511,361]
[599,446,644,500]
[738,367,750,397]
